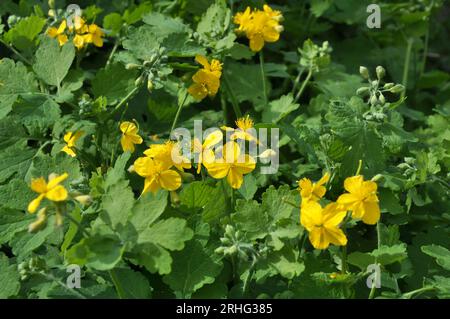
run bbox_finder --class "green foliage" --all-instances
[0,0,448,300]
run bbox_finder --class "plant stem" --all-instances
[402,286,436,299]
[106,40,120,67]
[292,68,304,94]
[109,269,125,299]
[36,272,87,299]
[401,38,414,100]
[223,73,242,118]
[259,51,268,106]
[420,28,429,79]
[170,91,188,133]
[294,68,312,103]
[64,212,89,238]
[110,85,140,118]
[369,221,382,299]
[0,39,32,65]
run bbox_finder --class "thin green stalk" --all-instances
[0,39,32,65]
[259,51,268,106]
[401,38,414,100]
[420,28,429,79]
[292,68,304,94]
[37,272,87,299]
[402,286,436,299]
[106,40,120,67]
[109,85,141,118]
[109,269,126,299]
[369,221,382,299]
[294,68,313,103]
[223,74,242,118]
[64,212,89,238]
[170,91,188,133]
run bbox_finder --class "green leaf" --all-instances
[3,15,46,51]
[129,191,168,234]
[103,13,123,36]
[163,240,222,297]
[266,247,305,280]
[104,152,131,189]
[101,180,134,231]
[123,2,153,25]
[233,199,269,240]
[91,63,138,105]
[421,245,450,271]
[262,93,300,123]
[180,181,214,209]
[0,208,33,245]
[27,153,82,183]
[33,38,75,87]
[66,233,124,271]
[0,58,38,119]
[371,244,408,266]
[0,253,20,298]
[110,267,152,298]
[138,218,193,250]
[10,219,55,259]
[13,96,61,133]
[237,174,257,200]
[310,0,333,17]
[0,143,35,183]
[142,12,191,37]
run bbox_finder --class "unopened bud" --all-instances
[356,87,370,96]
[359,66,369,79]
[259,149,276,159]
[369,95,378,106]
[275,25,284,33]
[125,63,141,70]
[128,165,135,173]
[135,76,144,87]
[214,247,225,254]
[378,92,385,105]
[147,78,153,92]
[371,174,383,182]
[383,83,394,89]
[48,9,55,17]
[170,191,180,206]
[389,84,404,94]
[28,208,47,233]
[376,66,385,79]
[74,195,92,206]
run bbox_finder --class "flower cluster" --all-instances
[47,17,105,50]
[188,55,223,101]
[233,5,284,52]
[299,173,380,250]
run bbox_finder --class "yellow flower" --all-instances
[205,141,256,189]
[192,130,223,174]
[28,173,69,213]
[336,175,380,225]
[144,141,191,171]
[84,24,105,47]
[47,20,68,46]
[134,156,181,194]
[298,172,330,205]
[62,131,83,157]
[233,5,283,52]
[120,121,143,153]
[73,34,86,50]
[234,7,253,33]
[68,16,87,34]
[300,201,347,250]
[221,115,257,142]
[188,55,222,101]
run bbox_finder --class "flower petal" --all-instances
[28,194,45,214]
[227,168,244,189]
[47,173,68,189]
[30,177,47,193]
[159,170,182,191]
[361,201,381,225]
[45,185,68,202]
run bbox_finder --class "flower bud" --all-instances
[74,195,92,206]
[369,94,378,106]
[48,9,55,17]
[28,208,47,233]
[371,174,383,182]
[378,92,385,105]
[225,246,238,255]
[383,83,394,89]
[225,225,234,236]
[275,25,284,33]
[147,78,153,92]
[134,76,144,87]
[376,66,385,79]
[214,247,225,254]
[170,191,180,206]
[359,66,369,79]
[356,87,370,96]
[125,63,141,70]
[259,149,276,159]
[389,84,404,94]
